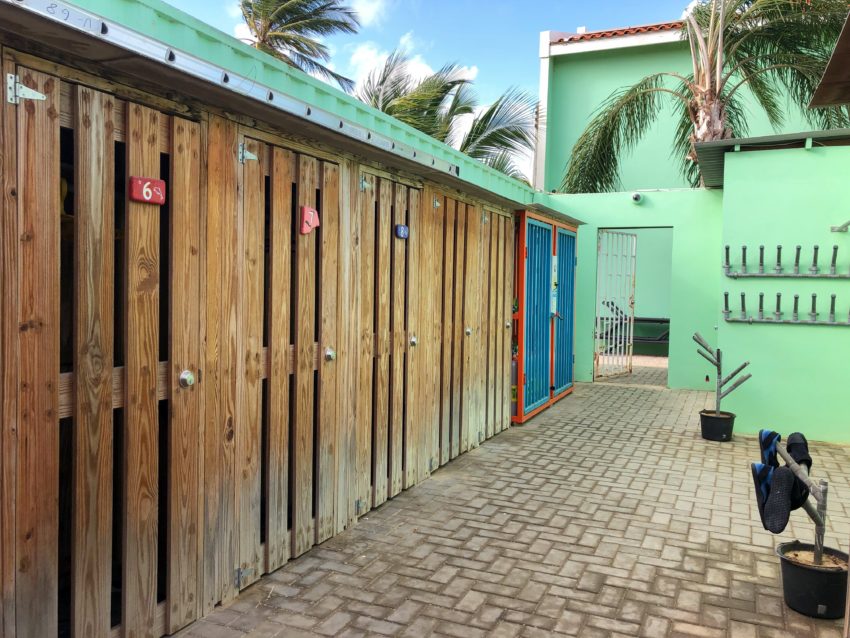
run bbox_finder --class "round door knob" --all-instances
[505,321,511,329]
[178,370,195,388]
[324,347,337,362]
[409,335,418,346]
[465,327,472,336]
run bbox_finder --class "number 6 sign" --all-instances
[129,177,167,205]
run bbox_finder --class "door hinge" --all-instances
[234,566,255,588]
[238,142,258,164]
[6,74,46,105]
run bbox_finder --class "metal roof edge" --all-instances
[32,0,537,207]
[695,128,850,188]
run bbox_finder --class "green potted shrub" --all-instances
[692,332,751,441]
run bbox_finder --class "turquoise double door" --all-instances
[523,220,576,412]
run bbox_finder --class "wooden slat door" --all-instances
[12,64,61,638]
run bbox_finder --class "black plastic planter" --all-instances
[776,541,848,619]
[698,410,735,442]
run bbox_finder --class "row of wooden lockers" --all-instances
[0,68,515,638]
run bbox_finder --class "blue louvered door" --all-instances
[553,228,576,395]
[523,220,553,412]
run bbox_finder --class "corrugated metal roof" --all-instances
[695,129,850,188]
[811,15,850,106]
[554,21,683,44]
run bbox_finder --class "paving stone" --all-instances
[175,374,850,637]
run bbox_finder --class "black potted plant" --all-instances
[770,442,848,619]
[692,332,751,441]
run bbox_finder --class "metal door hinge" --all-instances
[238,143,258,164]
[6,74,46,105]
[234,566,255,588]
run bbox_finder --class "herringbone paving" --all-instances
[178,380,850,637]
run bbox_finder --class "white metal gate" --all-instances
[594,230,637,378]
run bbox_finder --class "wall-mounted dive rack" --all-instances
[723,292,850,326]
[723,244,850,279]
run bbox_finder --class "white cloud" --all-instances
[351,0,389,27]
[348,32,439,89]
[681,0,700,18]
[233,21,255,43]
[225,2,241,19]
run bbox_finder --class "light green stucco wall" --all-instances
[544,40,813,193]
[719,146,850,443]
[553,189,723,390]
[632,228,673,319]
[555,146,850,443]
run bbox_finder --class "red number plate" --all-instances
[129,177,166,205]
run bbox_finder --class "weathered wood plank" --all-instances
[265,146,294,571]
[372,178,391,507]
[430,192,443,473]
[439,197,456,465]
[417,186,434,483]
[335,159,357,532]
[450,201,466,460]
[493,217,505,434]
[503,219,514,432]
[317,161,339,543]
[469,205,485,449]
[72,85,115,638]
[422,188,440,479]
[403,187,420,489]
[388,184,407,497]
[292,154,318,556]
[167,116,202,633]
[486,212,498,440]
[123,101,161,638]
[237,138,265,588]
[0,54,18,638]
[356,174,376,512]
[15,67,60,638]
[202,115,239,611]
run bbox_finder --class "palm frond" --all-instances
[482,150,531,183]
[240,0,358,91]
[458,88,537,160]
[562,74,686,193]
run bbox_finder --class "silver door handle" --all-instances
[465,327,472,336]
[178,370,195,388]
[324,347,337,361]
[410,335,418,346]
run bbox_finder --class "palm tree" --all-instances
[358,51,536,180]
[240,0,359,91]
[562,0,850,193]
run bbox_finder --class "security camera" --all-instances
[631,192,643,203]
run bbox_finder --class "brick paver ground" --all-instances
[178,372,850,638]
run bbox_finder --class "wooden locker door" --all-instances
[460,204,484,452]
[9,64,61,638]
[236,135,266,589]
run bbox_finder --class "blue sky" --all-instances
[164,0,687,104]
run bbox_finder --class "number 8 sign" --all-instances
[129,177,167,205]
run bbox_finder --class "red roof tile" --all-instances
[555,21,683,44]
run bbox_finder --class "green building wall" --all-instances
[543,39,814,194]
[553,144,850,443]
[551,189,723,391]
[719,145,850,443]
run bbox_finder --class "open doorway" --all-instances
[594,227,673,386]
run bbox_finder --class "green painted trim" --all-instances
[61,0,538,207]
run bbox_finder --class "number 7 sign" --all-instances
[129,177,166,205]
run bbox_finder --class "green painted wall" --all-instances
[553,189,723,390]
[544,40,813,193]
[632,228,673,319]
[719,145,850,443]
